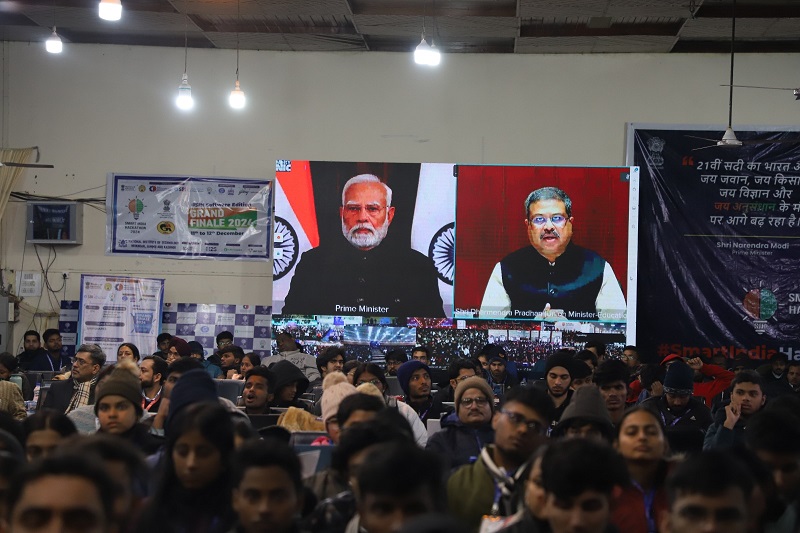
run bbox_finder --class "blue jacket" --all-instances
[426,411,494,471]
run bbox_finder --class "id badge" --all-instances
[479,515,506,533]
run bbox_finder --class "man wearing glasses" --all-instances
[448,385,554,530]
[479,186,625,322]
[42,343,105,414]
[282,174,444,317]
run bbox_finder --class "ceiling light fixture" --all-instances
[413,12,440,66]
[98,0,122,21]
[228,0,246,109]
[45,27,63,54]
[175,7,194,111]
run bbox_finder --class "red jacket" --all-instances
[692,364,734,407]
[611,480,669,533]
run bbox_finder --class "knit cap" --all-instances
[356,382,387,403]
[546,352,575,376]
[453,376,495,411]
[571,358,592,380]
[186,341,205,357]
[94,363,144,417]
[396,360,429,397]
[663,361,695,395]
[553,385,614,440]
[165,369,218,432]
[321,372,357,423]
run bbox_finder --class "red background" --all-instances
[454,165,631,311]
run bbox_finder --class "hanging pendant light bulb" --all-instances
[176,73,194,110]
[229,80,246,109]
[414,34,440,66]
[98,0,122,21]
[45,27,63,54]
[427,39,441,66]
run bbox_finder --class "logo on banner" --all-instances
[138,185,146,192]
[128,198,145,220]
[646,137,666,169]
[157,221,176,235]
[429,222,455,285]
[163,200,171,212]
[272,217,299,280]
[742,288,778,335]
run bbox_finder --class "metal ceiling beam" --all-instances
[520,21,684,38]
[351,0,517,18]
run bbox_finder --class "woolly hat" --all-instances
[396,360,430,397]
[546,352,575,376]
[356,382,387,403]
[94,364,144,417]
[165,369,218,432]
[169,337,191,357]
[663,361,695,395]
[454,376,495,411]
[571,359,592,380]
[320,372,358,423]
[186,341,205,357]
[660,353,683,366]
[553,385,614,440]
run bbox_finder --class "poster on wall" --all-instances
[453,165,636,348]
[271,160,456,318]
[628,125,800,362]
[78,275,164,362]
[106,174,272,261]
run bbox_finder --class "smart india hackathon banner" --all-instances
[106,174,272,261]
[78,274,164,362]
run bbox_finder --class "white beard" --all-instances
[341,217,390,250]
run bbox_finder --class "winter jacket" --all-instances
[426,411,494,470]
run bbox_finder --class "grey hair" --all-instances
[77,344,107,367]
[341,174,393,207]
[524,187,572,219]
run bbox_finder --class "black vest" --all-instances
[499,243,605,319]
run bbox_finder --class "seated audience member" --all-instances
[354,443,445,533]
[448,386,553,530]
[758,351,789,383]
[641,361,712,453]
[585,341,607,364]
[764,359,800,398]
[516,439,628,533]
[574,349,598,374]
[486,353,519,399]
[320,372,358,445]
[139,355,167,414]
[660,353,734,408]
[396,360,449,424]
[426,376,495,471]
[166,337,191,365]
[305,411,415,530]
[660,450,752,533]
[218,345,244,380]
[154,332,172,357]
[230,352,259,381]
[475,354,490,379]
[22,409,77,461]
[43,343,106,414]
[746,409,800,519]
[704,369,767,450]
[68,363,128,433]
[216,331,234,352]
[269,359,311,410]
[263,331,321,385]
[343,360,360,385]
[16,329,48,371]
[0,365,27,421]
[481,344,519,380]
[412,345,432,365]
[187,341,222,379]
[117,343,140,363]
[385,349,408,377]
[137,402,236,533]
[61,435,149,532]
[94,366,161,454]
[6,454,117,533]
[635,364,665,403]
[612,406,670,533]
[495,447,549,532]
[230,439,305,533]
[0,352,33,400]
[434,358,478,404]
[149,358,204,434]
[730,444,797,532]
[543,352,575,427]
[241,366,273,415]
[354,366,428,447]
[551,385,615,444]
[28,328,71,372]
[593,360,629,427]
[338,393,387,431]
[569,355,594,391]
[311,347,347,412]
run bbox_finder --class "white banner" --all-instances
[78,274,165,362]
[106,174,272,261]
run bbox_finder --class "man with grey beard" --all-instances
[283,174,444,317]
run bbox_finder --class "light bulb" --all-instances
[46,28,63,54]
[229,80,246,109]
[414,36,441,66]
[176,73,194,110]
[98,0,122,21]
[428,41,441,66]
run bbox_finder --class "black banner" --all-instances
[633,128,800,364]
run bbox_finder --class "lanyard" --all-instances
[142,388,161,411]
[490,482,502,516]
[660,408,693,427]
[632,481,657,533]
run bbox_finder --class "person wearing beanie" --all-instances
[186,341,222,379]
[166,337,191,364]
[544,352,575,428]
[396,360,450,424]
[660,353,734,409]
[320,372,358,445]
[269,359,311,411]
[164,368,219,434]
[551,386,615,444]
[356,381,429,447]
[486,354,520,399]
[641,361,712,453]
[426,376,495,471]
[593,360,630,427]
[569,356,594,390]
[95,364,161,454]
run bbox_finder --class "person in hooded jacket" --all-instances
[426,377,495,471]
[268,359,312,411]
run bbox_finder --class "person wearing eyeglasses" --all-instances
[282,173,445,318]
[433,358,479,404]
[479,186,626,322]
[448,385,554,531]
[42,343,106,414]
[427,376,496,472]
